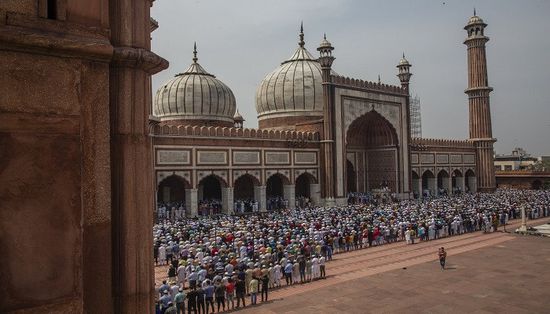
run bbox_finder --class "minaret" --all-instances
[397,53,413,195]
[396,53,412,93]
[317,33,336,205]
[233,110,244,128]
[464,11,496,192]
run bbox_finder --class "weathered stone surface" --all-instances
[0,51,81,116]
[0,133,82,311]
[0,0,166,312]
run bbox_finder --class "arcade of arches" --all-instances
[346,111,399,193]
[156,171,320,216]
[411,168,476,197]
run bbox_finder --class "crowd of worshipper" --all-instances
[295,196,311,208]
[347,192,373,205]
[156,251,327,314]
[233,199,259,214]
[266,196,287,211]
[198,200,223,216]
[348,191,400,205]
[154,189,550,313]
[158,202,187,221]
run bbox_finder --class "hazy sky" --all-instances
[151,0,550,156]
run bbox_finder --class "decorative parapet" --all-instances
[152,123,320,142]
[410,137,475,150]
[331,75,407,95]
[495,170,550,177]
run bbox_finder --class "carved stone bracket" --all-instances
[111,46,168,74]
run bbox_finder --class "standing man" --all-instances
[319,255,326,279]
[260,273,270,302]
[438,247,447,270]
[249,276,259,305]
[186,286,198,314]
[177,261,187,288]
[284,261,293,285]
[174,288,185,314]
[235,278,246,308]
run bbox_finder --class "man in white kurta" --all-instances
[311,256,320,279]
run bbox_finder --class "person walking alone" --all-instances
[438,247,447,270]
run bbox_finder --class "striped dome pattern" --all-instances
[255,27,325,122]
[154,45,236,123]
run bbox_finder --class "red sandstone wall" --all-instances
[0,3,113,313]
[0,50,111,312]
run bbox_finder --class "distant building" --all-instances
[494,148,538,171]
[409,94,422,137]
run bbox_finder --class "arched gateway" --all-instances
[345,111,399,193]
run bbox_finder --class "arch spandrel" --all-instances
[265,171,291,185]
[197,171,228,188]
[345,110,399,147]
[343,98,402,144]
[232,171,261,186]
[157,171,191,188]
[294,170,318,184]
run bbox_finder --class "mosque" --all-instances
[151,14,496,216]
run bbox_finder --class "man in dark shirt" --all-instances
[235,278,246,308]
[298,255,306,283]
[261,274,270,302]
[186,287,197,314]
[196,287,205,314]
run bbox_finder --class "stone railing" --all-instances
[152,124,320,142]
[410,137,475,150]
[331,75,407,95]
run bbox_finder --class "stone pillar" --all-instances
[517,206,528,232]
[467,176,477,193]
[442,175,450,193]
[222,187,234,214]
[428,177,437,196]
[413,177,421,197]
[254,186,267,212]
[109,0,168,312]
[310,183,321,206]
[284,184,296,209]
[185,189,198,217]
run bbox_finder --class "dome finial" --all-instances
[323,33,326,40]
[403,52,405,59]
[474,7,476,16]
[378,74,381,84]
[299,21,305,48]
[193,42,198,63]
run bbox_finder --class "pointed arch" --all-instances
[437,169,450,194]
[295,172,316,199]
[233,173,260,201]
[346,110,399,192]
[157,175,190,204]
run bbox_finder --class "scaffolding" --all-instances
[409,94,422,137]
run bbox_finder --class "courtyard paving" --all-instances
[155,218,550,313]
[237,228,550,313]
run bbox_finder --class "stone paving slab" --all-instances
[237,235,550,314]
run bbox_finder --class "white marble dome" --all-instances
[154,45,236,125]
[255,27,326,125]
